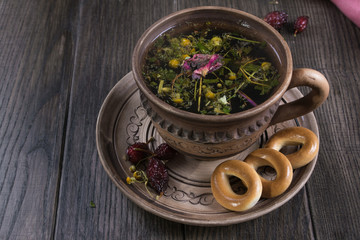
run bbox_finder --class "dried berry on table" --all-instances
[264,11,288,30]
[126,142,151,164]
[294,16,309,36]
[154,143,177,160]
[125,142,177,198]
[146,157,169,195]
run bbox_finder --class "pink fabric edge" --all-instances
[332,0,360,28]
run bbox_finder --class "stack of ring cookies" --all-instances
[211,126,319,212]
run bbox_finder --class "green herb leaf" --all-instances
[89,201,96,208]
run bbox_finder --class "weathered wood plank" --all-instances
[0,0,76,239]
[54,1,184,239]
[183,189,314,239]
[307,69,360,239]
[280,1,360,238]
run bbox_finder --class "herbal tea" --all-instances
[142,23,280,115]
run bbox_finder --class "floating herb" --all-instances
[142,25,280,115]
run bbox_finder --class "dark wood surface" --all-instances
[1,0,359,239]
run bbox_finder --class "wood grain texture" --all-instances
[0,0,75,239]
[307,69,360,239]
[53,0,184,239]
[0,0,359,239]
[183,189,314,240]
[278,1,360,239]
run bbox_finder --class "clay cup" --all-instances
[132,6,329,160]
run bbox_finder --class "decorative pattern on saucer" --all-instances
[122,104,300,207]
[97,72,318,226]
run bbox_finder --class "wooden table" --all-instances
[1,0,359,239]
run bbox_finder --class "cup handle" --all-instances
[270,68,330,126]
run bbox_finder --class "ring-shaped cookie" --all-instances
[264,127,319,169]
[211,160,262,212]
[244,148,293,198]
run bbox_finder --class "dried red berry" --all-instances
[294,16,309,36]
[154,143,177,160]
[264,11,288,30]
[146,157,169,194]
[126,142,150,164]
